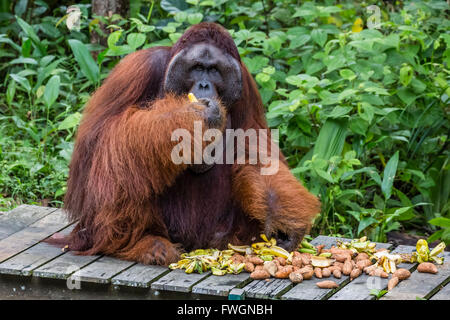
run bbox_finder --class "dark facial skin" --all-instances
[164,43,242,107]
[164,44,242,173]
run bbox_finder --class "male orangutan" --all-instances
[61,22,320,265]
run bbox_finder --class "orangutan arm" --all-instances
[87,95,225,203]
[232,161,321,250]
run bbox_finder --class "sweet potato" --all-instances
[387,276,399,291]
[393,268,411,280]
[263,260,278,277]
[246,255,264,266]
[364,264,377,275]
[250,269,270,280]
[322,268,331,278]
[356,259,372,270]
[275,267,291,279]
[316,244,325,255]
[289,270,303,283]
[292,256,303,268]
[332,262,344,271]
[333,269,342,279]
[355,253,370,262]
[342,260,353,275]
[370,268,389,278]
[244,262,255,273]
[316,280,339,289]
[274,257,286,266]
[417,262,438,274]
[314,267,323,279]
[333,253,351,263]
[231,253,245,264]
[299,267,314,280]
[300,253,311,266]
[350,268,362,280]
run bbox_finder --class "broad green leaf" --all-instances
[68,39,100,85]
[43,75,60,107]
[325,106,353,119]
[16,16,46,54]
[399,64,413,87]
[188,13,203,25]
[381,151,399,200]
[311,29,327,47]
[127,33,146,49]
[349,118,369,136]
[10,73,31,92]
[313,118,347,160]
[289,34,310,49]
[429,217,450,228]
[358,216,377,235]
[340,69,356,80]
[58,112,82,130]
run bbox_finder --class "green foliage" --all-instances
[0,1,448,244]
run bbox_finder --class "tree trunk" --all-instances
[91,0,129,47]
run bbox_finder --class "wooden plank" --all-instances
[0,225,74,276]
[0,209,70,263]
[382,251,450,300]
[328,245,415,300]
[192,273,251,296]
[430,281,450,300]
[151,269,211,293]
[242,278,292,299]
[0,205,57,240]
[281,236,391,300]
[70,256,135,284]
[111,264,170,288]
[33,251,100,280]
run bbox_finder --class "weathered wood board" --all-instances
[328,245,415,300]
[192,273,251,296]
[382,251,450,300]
[1,205,449,300]
[32,251,101,280]
[243,278,292,299]
[111,264,170,288]
[0,209,69,263]
[0,205,58,240]
[430,281,450,300]
[151,269,211,293]
[70,256,136,284]
[0,224,74,276]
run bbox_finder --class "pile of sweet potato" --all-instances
[234,245,416,290]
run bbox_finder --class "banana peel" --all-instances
[411,239,445,265]
[373,251,402,273]
[337,236,377,256]
[311,255,335,268]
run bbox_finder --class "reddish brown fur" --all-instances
[60,22,320,265]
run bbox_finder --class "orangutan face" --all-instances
[163,43,242,108]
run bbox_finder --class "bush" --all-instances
[0,0,448,243]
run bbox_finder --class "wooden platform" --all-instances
[0,205,449,300]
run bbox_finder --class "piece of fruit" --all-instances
[289,271,303,283]
[388,276,399,290]
[417,262,438,274]
[393,268,411,280]
[188,92,198,102]
[316,280,339,289]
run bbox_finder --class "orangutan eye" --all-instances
[208,66,218,74]
[193,64,204,72]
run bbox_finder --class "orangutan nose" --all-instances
[192,80,217,99]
